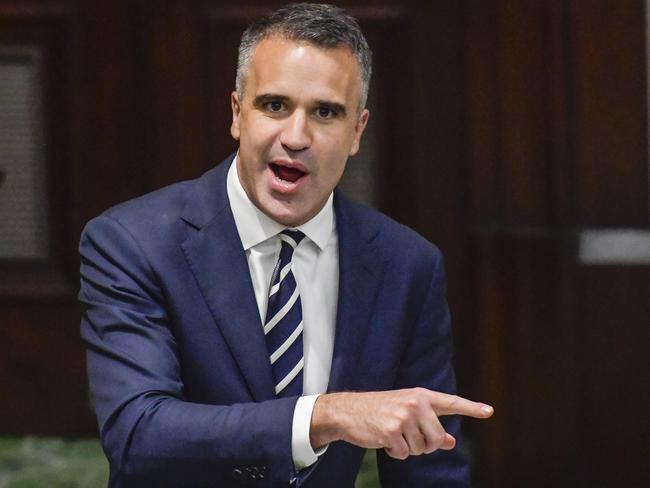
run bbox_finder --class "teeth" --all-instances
[271,165,287,182]
[271,164,290,183]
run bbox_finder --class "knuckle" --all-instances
[394,409,410,423]
[405,397,419,409]
[432,432,446,448]
[401,399,423,417]
[425,432,445,451]
[385,421,402,437]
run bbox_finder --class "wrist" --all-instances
[310,393,346,449]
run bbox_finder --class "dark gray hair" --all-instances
[236,3,372,112]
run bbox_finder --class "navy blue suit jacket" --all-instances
[79,155,470,487]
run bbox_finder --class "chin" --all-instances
[272,213,304,227]
[260,203,299,227]
[261,195,319,227]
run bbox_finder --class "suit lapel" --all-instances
[328,192,386,392]
[180,158,276,401]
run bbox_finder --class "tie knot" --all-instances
[280,229,305,249]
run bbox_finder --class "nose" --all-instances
[279,110,312,151]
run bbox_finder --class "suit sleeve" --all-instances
[376,249,471,487]
[79,215,297,486]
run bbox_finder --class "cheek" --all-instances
[323,154,348,186]
[241,118,278,146]
[324,136,351,169]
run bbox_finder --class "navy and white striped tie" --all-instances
[264,229,306,397]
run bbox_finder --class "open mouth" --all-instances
[270,163,307,183]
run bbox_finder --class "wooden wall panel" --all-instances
[0,0,97,435]
[467,0,501,224]
[133,0,211,191]
[466,0,649,486]
[467,0,577,229]
[70,1,147,230]
[572,0,649,226]
[468,235,579,486]
[497,0,554,226]
[0,299,88,435]
[576,266,650,486]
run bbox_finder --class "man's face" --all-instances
[231,36,369,227]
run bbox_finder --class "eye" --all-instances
[265,101,284,113]
[316,106,337,119]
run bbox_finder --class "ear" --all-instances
[230,91,241,141]
[349,109,370,156]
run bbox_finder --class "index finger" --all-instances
[427,391,494,418]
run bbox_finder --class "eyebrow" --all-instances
[252,94,289,108]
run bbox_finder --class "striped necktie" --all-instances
[264,229,306,397]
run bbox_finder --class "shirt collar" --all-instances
[227,154,335,251]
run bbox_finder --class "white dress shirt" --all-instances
[226,157,338,469]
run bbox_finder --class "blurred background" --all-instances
[1,0,649,486]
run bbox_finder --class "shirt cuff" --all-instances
[291,394,328,470]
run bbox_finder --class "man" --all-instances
[79,3,493,487]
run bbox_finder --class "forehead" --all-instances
[246,36,362,104]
